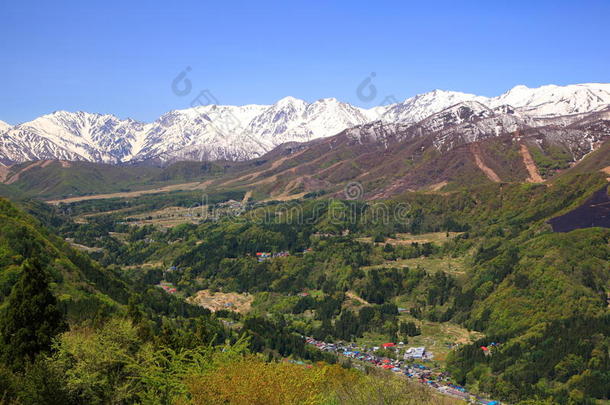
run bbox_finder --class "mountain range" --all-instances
[2,83,610,166]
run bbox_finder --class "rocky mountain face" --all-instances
[1,83,609,166]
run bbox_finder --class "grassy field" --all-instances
[127,205,205,227]
[362,256,468,278]
[356,315,483,364]
[358,232,463,246]
[400,315,483,363]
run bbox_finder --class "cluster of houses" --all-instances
[305,337,501,405]
[157,281,177,294]
[255,251,290,261]
[218,199,243,210]
[481,342,500,356]
[164,266,182,275]
[371,343,433,361]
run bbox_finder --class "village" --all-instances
[305,337,502,405]
[150,247,504,404]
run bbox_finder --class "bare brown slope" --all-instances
[0,163,8,183]
[519,144,544,183]
[4,160,51,184]
[470,143,501,182]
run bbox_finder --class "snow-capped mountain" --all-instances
[492,83,610,117]
[131,97,374,163]
[346,101,530,151]
[0,97,375,164]
[379,83,610,124]
[245,97,372,144]
[0,111,146,164]
[131,104,270,162]
[1,83,609,165]
[0,121,10,133]
[380,90,489,124]
[347,98,610,158]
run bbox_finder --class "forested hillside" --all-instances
[0,197,462,404]
[1,166,602,403]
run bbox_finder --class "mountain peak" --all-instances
[313,97,341,104]
[275,96,307,107]
[0,120,11,132]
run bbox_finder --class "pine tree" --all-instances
[0,259,67,370]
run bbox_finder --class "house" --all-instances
[255,251,289,261]
[404,347,426,360]
[381,343,396,349]
[157,281,178,294]
[256,252,271,261]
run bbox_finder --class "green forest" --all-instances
[0,170,608,404]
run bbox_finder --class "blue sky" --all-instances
[1,0,609,124]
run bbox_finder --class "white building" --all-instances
[404,346,426,360]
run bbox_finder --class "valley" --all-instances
[2,163,606,403]
[0,83,609,405]
[3,0,610,402]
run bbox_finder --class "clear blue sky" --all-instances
[1,0,609,124]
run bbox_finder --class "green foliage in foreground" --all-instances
[0,317,455,405]
[0,259,66,370]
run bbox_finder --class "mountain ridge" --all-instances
[1,83,610,166]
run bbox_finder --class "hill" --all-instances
[1,160,236,200]
[0,197,131,321]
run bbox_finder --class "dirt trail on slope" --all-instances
[469,144,501,182]
[602,166,610,182]
[226,149,308,186]
[4,160,47,184]
[226,155,292,185]
[520,144,544,183]
[242,190,252,203]
[427,181,448,191]
[46,180,213,205]
[3,160,73,184]
[0,164,8,183]
[346,291,371,306]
